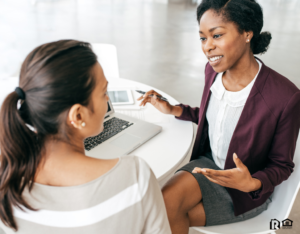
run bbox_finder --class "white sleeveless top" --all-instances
[206,60,262,169]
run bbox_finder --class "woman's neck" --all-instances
[223,54,259,88]
[35,139,86,185]
[34,138,119,187]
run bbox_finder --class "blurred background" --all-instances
[0,0,299,233]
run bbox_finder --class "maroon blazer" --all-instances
[175,58,300,216]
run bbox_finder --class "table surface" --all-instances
[0,77,194,182]
[106,78,194,181]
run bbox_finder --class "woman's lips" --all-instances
[208,55,223,66]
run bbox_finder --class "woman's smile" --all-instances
[207,55,224,66]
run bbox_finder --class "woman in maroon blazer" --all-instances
[138,0,300,233]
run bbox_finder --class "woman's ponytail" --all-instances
[252,31,272,55]
[0,40,97,231]
[0,91,43,230]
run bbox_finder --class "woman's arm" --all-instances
[192,90,300,194]
[192,153,263,193]
[137,91,200,123]
[248,91,300,199]
[174,104,200,124]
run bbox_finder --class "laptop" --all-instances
[84,96,162,159]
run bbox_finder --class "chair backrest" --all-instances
[193,132,300,234]
[91,43,120,81]
[268,130,300,219]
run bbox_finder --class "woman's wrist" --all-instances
[170,105,183,117]
[249,178,262,192]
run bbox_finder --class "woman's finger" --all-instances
[205,173,230,184]
[139,98,147,106]
[144,90,162,99]
[140,97,152,106]
[192,167,205,174]
[137,95,144,101]
[139,95,147,105]
[192,167,203,173]
[204,175,227,186]
[150,95,162,105]
[193,168,230,186]
[204,169,231,179]
[143,90,155,99]
[138,91,165,107]
[139,96,146,106]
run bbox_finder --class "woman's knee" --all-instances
[188,202,206,227]
[162,171,202,213]
[161,180,182,215]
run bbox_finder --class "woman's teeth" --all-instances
[209,56,223,62]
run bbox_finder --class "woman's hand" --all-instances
[137,90,174,115]
[192,153,262,193]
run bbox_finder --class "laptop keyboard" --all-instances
[84,117,134,151]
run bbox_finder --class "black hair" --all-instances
[197,0,272,54]
[0,40,98,230]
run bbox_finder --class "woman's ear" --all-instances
[68,104,85,129]
[245,31,254,43]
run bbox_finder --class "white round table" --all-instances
[107,78,194,185]
[0,77,194,186]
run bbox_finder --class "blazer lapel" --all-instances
[199,74,217,125]
[190,69,217,160]
[224,58,271,169]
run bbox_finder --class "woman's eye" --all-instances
[200,37,206,41]
[213,34,222,39]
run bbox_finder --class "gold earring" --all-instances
[81,122,86,127]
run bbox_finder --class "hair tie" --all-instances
[15,87,26,100]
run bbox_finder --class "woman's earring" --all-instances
[81,122,86,127]
[70,121,74,125]
[247,39,250,42]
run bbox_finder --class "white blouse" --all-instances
[206,60,262,169]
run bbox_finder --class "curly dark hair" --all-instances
[197,0,272,54]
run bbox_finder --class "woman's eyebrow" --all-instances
[199,26,225,34]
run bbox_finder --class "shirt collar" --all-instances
[210,59,262,107]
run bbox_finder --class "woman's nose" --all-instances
[204,37,215,53]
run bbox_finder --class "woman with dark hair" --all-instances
[0,40,171,234]
[138,0,300,233]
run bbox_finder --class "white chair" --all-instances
[91,43,120,81]
[0,43,120,109]
[192,132,300,234]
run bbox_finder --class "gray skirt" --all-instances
[176,151,273,226]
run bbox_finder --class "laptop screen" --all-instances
[105,93,114,117]
[107,102,111,113]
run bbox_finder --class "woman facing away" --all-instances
[0,40,171,234]
[139,0,300,233]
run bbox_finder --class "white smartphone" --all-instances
[107,89,134,105]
